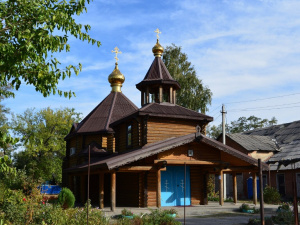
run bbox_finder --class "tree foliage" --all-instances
[0,0,100,98]
[163,44,212,113]
[207,115,278,139]
[11,107,81,182]
[0,86,18,156]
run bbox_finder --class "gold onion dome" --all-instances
[152,39,164,57]
[108,62,125,92]
[109,47,124,92]
[152,28,164,57]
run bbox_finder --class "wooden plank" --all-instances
[111,171,116,211]
[253,172,257,205]
[99,173,104,209]
[219,171,224,206]
[157,169,161,208]
[154,159,223,165]
[119,166,153,171]
[233,173,237,204]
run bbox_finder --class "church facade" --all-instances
[62,33,268,210]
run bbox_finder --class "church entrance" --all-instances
[161,166,191,206]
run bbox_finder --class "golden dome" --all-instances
[152,39,164,57]
[108,62,125,92]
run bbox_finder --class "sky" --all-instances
[3,0,300,128]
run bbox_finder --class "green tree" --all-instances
[11,107,81,182]
[0,0,100,98]
[0,86,18,156]
[207,115,277,139]
[163,44,212,113]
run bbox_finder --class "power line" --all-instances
[229,101,300,111]
[224,92,300,105]
[230,105,300,112]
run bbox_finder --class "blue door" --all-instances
[161,166,191,206]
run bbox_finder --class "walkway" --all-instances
[101,201,280,224]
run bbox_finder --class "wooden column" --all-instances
[169,87,173,103]
[233,173,237,204]
[80,175,86,204]
[219,171,224,206]
[111,171,116,211]
[99,173,104,209]
[146,87,149,104]
[173,90,176,104]
[252,172,257,205]
[159,86,163,103]
[141,91,144,106]
[157,169,161,208]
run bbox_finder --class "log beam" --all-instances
[219,170,224,206]
[111,171,116,211]
[252,172,257,205]
[233,173,237,204]
[99,173,104,209]
[118,166,166,172]
[157,169,161,208]
[154,159,226,165]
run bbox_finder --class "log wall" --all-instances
[147,118,198,144]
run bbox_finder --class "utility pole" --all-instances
[221,104,227,200]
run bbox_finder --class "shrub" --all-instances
[272,203,294,225]
[162,208,177,215]
[248,217,274,225]
[121,208,133,216]
[58,187,75,209]
[240,203,259,213]
[263,186,281,204]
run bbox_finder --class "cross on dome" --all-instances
[154,28,161,40]
[111,46,122,63]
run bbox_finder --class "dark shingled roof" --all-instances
[111,102,213,127]
[65,92,138,139]
[64,133,268,172]
[242,120,300,170]
[136,57,180,91]
[226,133,279,152]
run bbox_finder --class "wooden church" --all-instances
[62,31,268,210]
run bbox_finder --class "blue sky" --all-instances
[4,0,300,128]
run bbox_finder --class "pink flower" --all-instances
[42,202,45,204]
[23,198,26,202]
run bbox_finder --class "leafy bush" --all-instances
[239,203,259,213]
[162,208,177,215]
[248,217,274,225]
[116,209,180,225]
[272,203,294,225]
[208,191,219,201]
[121,208,133,216]
[263,186,281,204]
[58,187,75,209]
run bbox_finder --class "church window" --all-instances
[127,124,132,147]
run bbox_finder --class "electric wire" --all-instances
[224,92,300,105]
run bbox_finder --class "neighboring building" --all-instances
[218,120,300,199]
[62,34,267,210]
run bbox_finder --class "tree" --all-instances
[0,0,100,98]
[11,107,81,182]
[207,115,278,139]
[0,86,18,157]
[163,44,212,113]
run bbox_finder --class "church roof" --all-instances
[65,92,138,139]
[111,102,213,127]
[136,57,180,91]
[64,132,268,172]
